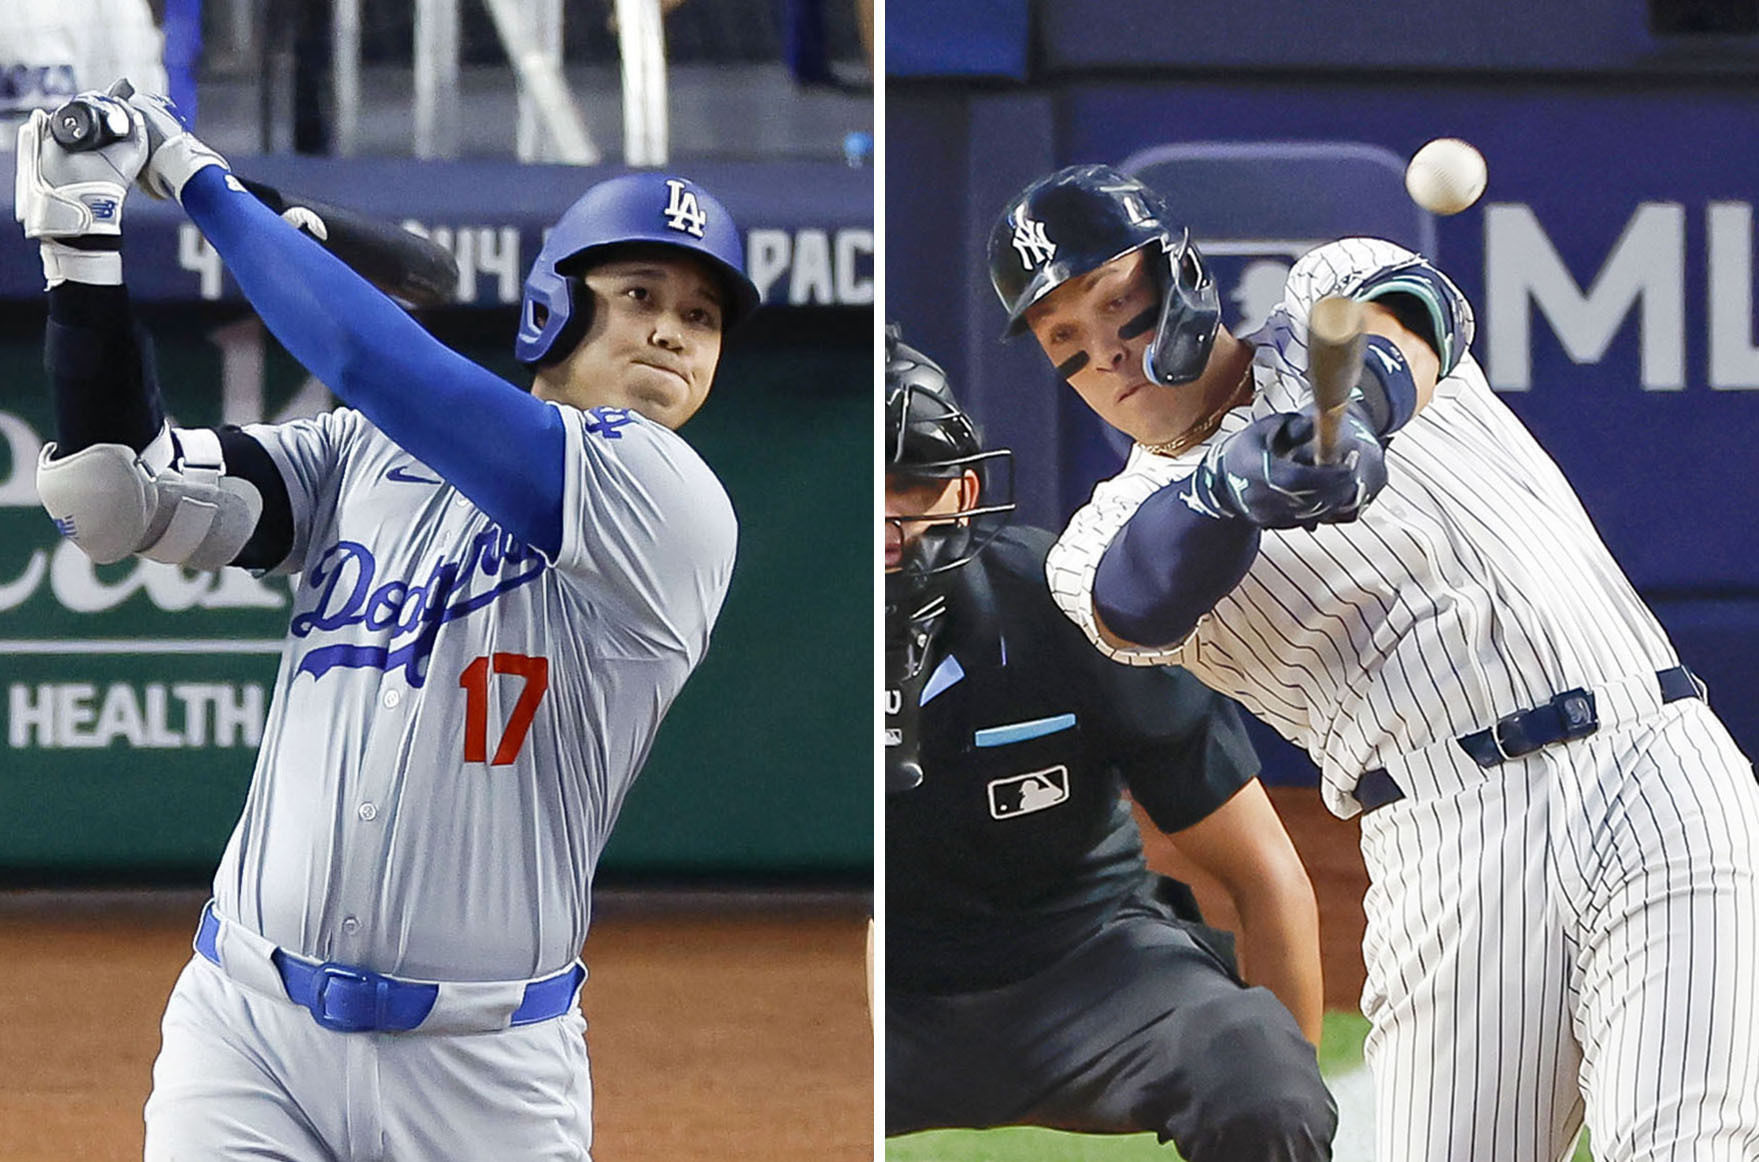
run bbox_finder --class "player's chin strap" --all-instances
[36,424,264,571]
[884,592,948,795]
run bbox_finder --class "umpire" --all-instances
[884,327,1337,1160]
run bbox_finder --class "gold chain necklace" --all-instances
[1140,361,1256,459]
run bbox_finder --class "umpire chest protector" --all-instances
[887,526,1257,993]
[891,530,1165,909]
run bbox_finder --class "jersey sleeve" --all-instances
[1103,665,1260,834]
[1046,446,1194,667]
[552,404,737,661]
[1251,237,1477,412]
[243,408,360,575]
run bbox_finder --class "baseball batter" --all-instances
[15,87,759,1159]
[987,164,1759,1162]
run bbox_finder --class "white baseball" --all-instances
[1404,138,1487,216]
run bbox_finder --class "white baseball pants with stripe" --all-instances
[144,956,594,1161]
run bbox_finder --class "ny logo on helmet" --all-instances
[663,179,708,238]
[1012,215,1056,270]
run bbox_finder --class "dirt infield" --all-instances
[1135,785,1370,1009]
[0,891,872,1162]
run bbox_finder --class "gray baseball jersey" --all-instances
[1046,238,1759,1161]
[210,401,735,981]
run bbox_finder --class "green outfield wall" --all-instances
[0,306,871,882]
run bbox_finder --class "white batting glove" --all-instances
[14,87,149,286]
[128,92,230,203]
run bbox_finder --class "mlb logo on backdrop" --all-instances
[1124,141,1434,337]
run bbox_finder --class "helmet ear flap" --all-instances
[534,276,596,368]
[1143,232,1221,386]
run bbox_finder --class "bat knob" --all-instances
[47,82,135,152]
[49,101,103,150]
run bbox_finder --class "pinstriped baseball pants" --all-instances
[1358,699,1759,1162]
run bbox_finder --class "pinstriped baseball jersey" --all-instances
[1047,237,1680,819]
[1045,235,1759,1161]
[208,402,735,981]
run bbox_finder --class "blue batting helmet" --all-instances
[988,164,1220,386]
[515,172,762,366]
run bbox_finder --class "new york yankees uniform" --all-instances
[1047,238,1759,1161]
[146,404,735,1159]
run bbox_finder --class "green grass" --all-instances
[887,1010,1594,1161]
[1316,1008,1371,1075]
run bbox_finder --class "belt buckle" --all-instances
[310,962,388,1033]
[1489,712,1525,761]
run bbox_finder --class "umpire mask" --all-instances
[884,325,1013,793]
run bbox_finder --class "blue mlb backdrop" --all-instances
[889,74,1759,786]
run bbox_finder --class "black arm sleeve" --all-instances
[45,282,165,455]
[1105,665,1261,834]
[215,426,296,572]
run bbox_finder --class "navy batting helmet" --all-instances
[987,164,1220,386]
[515,172,762,366]
[884,324,1013,597]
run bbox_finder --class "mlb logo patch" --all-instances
[988,765,1070,820]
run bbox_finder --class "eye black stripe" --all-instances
[1054,352,1090,379]
[1117,306,1156,341]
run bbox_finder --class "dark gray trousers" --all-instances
[887,898,1336,1161]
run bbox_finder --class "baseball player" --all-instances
[987,163,1759,1162]
[15,86,759,1160]
[884,327,1335,1160]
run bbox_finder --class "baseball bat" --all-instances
[47,88,460,308]
[229,177,460,308]
[1306,296,1366,465]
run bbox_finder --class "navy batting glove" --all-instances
[1187,410,1386,530]
[1306,407,1388,525]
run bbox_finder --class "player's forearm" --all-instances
[40,279,294,570]
[1232,876,1325,1045]
[45,282,164,455]
[1093,478,1260,648]
[177,167,566,557]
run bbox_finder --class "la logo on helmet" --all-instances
[663,179,708,238]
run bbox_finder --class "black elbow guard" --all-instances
[216,427,296,571]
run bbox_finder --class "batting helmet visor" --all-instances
[988,164,1221,386]
[516,173,762,366]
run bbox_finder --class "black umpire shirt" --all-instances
[888,525,1259,995]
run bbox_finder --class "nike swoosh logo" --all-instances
[386,465,442,485]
